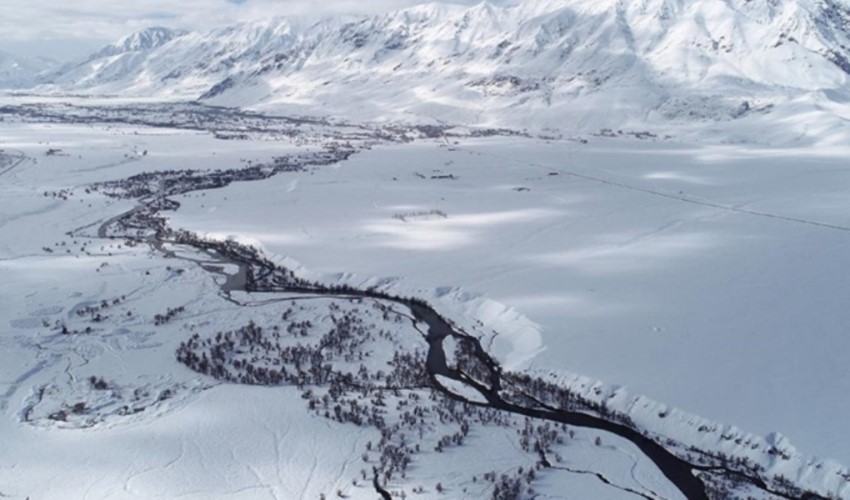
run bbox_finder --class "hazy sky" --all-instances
[1,0,505,61]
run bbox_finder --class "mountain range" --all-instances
[5,0,850,139]
[0,50,57,88]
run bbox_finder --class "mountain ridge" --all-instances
[16,0,850,140]
[0,50,57,88]
[88,27,188,61]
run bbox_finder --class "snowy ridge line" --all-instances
[8,0,850,142]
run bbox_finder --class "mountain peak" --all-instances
[29,0,850,135]
[0,50,58,89]
[94,27,189,59]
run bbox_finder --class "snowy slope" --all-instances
[91,27,188,59]
[45,27,188,90]
[0,51,56,89]
[32,0,850,136]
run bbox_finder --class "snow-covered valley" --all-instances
[170,134,850,465]
[2,0,850,498]
[1,98,849,499]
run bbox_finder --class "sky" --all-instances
[0,0,504,61]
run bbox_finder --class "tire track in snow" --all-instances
[465,147,850,233]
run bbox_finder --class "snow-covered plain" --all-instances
[1,103,849,499]
[170,136,850,466]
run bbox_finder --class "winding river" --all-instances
[84,144,827,500]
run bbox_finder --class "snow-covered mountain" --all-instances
[90,26,188,60]
[33,0,850,136]
[0,50,57,89]
[45,27,188,89]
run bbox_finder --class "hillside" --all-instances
[0,50,56,88]
[27,0,850,140]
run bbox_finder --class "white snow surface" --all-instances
[168,135,850,470]
[0,120,699,500]
[3,2,850,495]
[15,0,850,142]
[0,51,56,89]
[3,16,850,490]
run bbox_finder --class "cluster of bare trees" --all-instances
[153,306,185,326]
[518,418,566,458]
[176,297,552,498]
[42,188,74,200]
[88,376,109,390]
[93,149,352,201]
[49,296,131,335]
